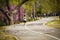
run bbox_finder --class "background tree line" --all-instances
[0,0,60,26]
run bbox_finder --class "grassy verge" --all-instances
[0,27,16,40]
[46,18,60,29]
[0,31,16,40]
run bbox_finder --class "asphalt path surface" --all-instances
[5,17,60,40]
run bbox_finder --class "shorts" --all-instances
[24,20,26,23]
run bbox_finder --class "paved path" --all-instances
[5,17,60,40]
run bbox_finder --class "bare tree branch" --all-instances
[15,0,28,9]
[0,8,10,21]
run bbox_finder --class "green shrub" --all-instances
[0,21,6,27]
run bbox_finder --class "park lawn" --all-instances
[46,18,60,29]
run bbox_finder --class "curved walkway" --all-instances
[5,17,60,40]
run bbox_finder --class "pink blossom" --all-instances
[10,4,15,10]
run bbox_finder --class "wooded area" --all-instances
[0,0,60,26]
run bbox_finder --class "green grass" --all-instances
[0,26,16,40]
[0,21,6,27]
[0,31,16,40]
[46,18,60,29]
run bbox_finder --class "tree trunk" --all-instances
[34,0,37,20]
[17,8,21,23]
[6,0,14,25]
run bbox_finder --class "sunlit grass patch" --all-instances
[46,18,60,29]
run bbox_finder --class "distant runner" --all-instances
[23,15,26,25]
